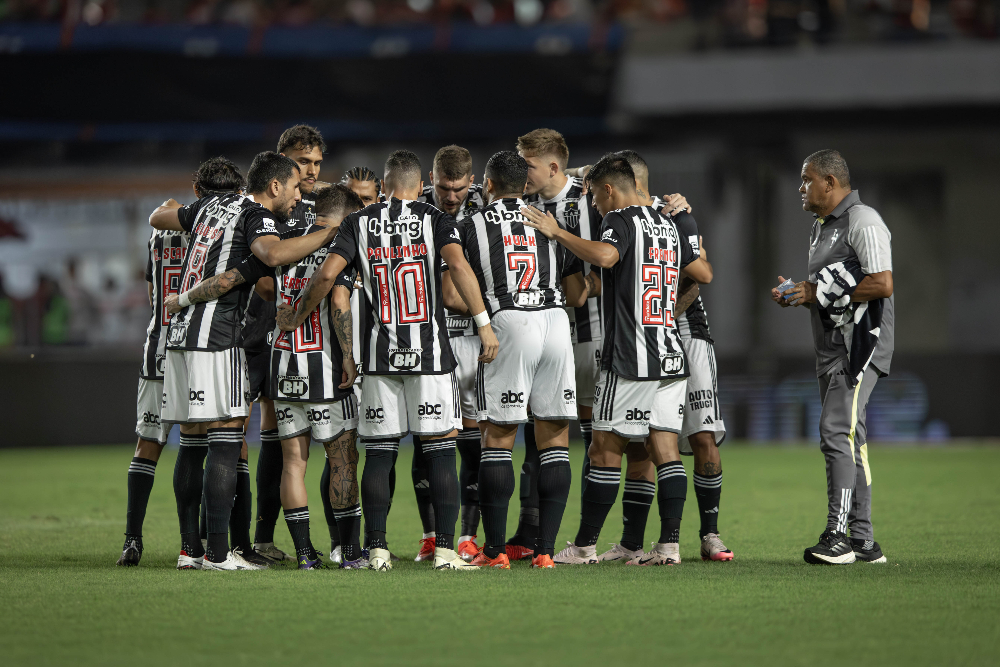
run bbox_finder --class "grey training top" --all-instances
[806,190,894,377]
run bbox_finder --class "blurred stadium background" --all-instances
[1,0,998,446]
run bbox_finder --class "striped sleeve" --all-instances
[848,208,893,274]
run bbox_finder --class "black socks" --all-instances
[509,419,539,547]
[423,437,459,551]
[536,447,571,558]
[411,436,436,535]
[334,504,362,562]
[620,478,655,551]
[203,427,242,561]
[125,457,157,538]
[656,461,687,544]
[693,471,722,537]
[173,437,207,557]
[575,465,620,547]
[283,506,312,559]
[479,448,515,559]
[253,428,282,544]
[457,428,481,537]
[361,439,398,550]
[230,457,252,552]
[579,418,593,500]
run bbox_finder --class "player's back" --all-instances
[142,228,189,379]
[329,198,458,375]
[463,197,576,314]
[270,224,354,402]
[599,205,697,381]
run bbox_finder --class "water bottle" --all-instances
[776,278,796,300]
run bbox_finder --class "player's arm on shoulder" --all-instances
[165,266,247,313]
[682,257,713,284]
[440,244,498,364]
[276,252,349,332]
[520,205,620,268]
[441,269,470,316]
[250,223,338,268]
[330,283,357,389]
[149,199,185,231]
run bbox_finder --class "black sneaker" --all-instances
[851,538,887,563]
[116,536,143,567]
[803,530,856,564]
[234,546,273,569]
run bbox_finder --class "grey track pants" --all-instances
[817,360,880,541]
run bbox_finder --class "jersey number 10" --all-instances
[372,261,429,325]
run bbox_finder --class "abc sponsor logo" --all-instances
[365,406,385,422]
[276,408,293,421]
[499,390,524,407]
[417,403,442,418]
[307,408,330,423]
[279,376,309,398]
[389,349,421,370]
[563,389,575,402]
[625,408,651,423]
[141,412,160,426]
[189,390,205,405]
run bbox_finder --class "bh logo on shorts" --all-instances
[499,390,524,408]
[279,376,309,398]
[389,349,421,371]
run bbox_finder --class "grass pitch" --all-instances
[1,442,998,667]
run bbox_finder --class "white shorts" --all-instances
[359,373,461,438]
[135,378,168,444]
[476,308,577,425]
[274,396,359,442]
[593,369,687,440]
[679,338,726,454]
[573,340,602,408]
[161,348,251,424]
[450,336,480,421]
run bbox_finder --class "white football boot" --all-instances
[202,550,255,571]
[367,548,393,572]
[254,542,295,563]
[597,543,644,562]
[553,541,599,565]
[231,547,268,570]
[700,533,734,561]
[627,542,681,566]
[176,551,204,570]
[433,548,480,570]
[329,545,343,565]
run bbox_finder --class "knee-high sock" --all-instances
[693,471,722,538]
[360,439,399,550]
[203,427,243,562]
[125,457,157,538]
[334,503,362,562]
[253,429,282,544]
[173,437,206,557]
[230,457,252,551]
[457,428,481,537]
[388,449,397,514]
[411,436,435,535]
[620,479,655,551]
[423,438,459,550]
[579,418,593,500]
[656,461,687,544]
[575,466,620,547]
[320,457,339,546]
[510,419,539,546]
[536,446,572,557]
[479,448,515,558]
[283,506,311,559]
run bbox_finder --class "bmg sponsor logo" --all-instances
[367,214,424,238]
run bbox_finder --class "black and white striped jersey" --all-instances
[166,193,279,351]
[284,191,317,237]
[418,182,485,222]
[462,197,582,316]
[651,198,712,343]
[525,177,601,343]
[269,224,356,403]
[599,205,698,381]
[141,229,189,379]
[329,198,460,375]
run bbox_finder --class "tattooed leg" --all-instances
[324,429,359,510]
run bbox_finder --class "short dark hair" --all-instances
[516,128,570,169]
[314,184,364,219]
[585,153,636,193]
[433,145,473,181]
[384,150,421,191]
[277,124,326,155]
[485,150,528,197]
[193,156,244,195]
[247,151,299,195]
[615,149,647,173]
[804,149,851,188]
[342,166,382,196]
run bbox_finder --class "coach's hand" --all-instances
[276,303,298,331]
[165,294,182,313]
[520,205,559,239]
[478,325,499,363]
[660,194,692,216]
[340,356,358,389]
[771,275,792,307]
[784,279,817,307]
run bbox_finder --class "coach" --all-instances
[772,150,893,565]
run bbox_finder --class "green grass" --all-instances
[1,442,999,667]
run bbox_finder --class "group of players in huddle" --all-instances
[116,125,731,571]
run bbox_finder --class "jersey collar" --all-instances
[539,176,575,205]
[818,190,860,223]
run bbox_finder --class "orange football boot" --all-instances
[531,554,555,569]
[469,549,511,569]
[457,536,480,562]
[505,544,535,561]
[414,537,436,562]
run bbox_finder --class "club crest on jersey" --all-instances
[562,202,580,229]
[388,348,421,370]
[279,376,309,398]
[366,214,423,239]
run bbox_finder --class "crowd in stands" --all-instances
[1,1,996,43]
